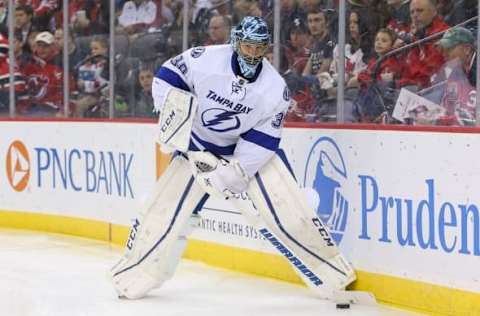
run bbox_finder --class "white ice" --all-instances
[0,229,422,316]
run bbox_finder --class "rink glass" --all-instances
[1,0,478,127]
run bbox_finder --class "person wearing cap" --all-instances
[434,27,476,126]
[285,17,311,75]
[19,31,75,117]
[409,27,477,126]
[33,31,60,64]
[437,26,476,84]
[278,0,306,45]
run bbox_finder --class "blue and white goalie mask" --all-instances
[231,16,271,78]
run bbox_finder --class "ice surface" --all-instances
[0,230,422,316]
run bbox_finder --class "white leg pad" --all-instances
[110,155,205,299]
[231,154,356,299]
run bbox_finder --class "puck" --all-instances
[336,303,351,309]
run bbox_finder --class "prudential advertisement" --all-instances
[284,128,480,293]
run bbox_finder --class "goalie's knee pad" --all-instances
[110,156,207,299]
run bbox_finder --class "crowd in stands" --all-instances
[0,0,478,125]
[278,0,478,125]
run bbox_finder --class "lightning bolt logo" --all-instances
[201,108,241,132]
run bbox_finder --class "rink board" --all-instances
[0,121,479,315]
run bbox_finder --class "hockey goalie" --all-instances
[110,16,369,304]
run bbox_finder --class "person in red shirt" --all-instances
[0,33,28,114]
[355,28,401,87]
[398,0,449,89]
[285,18,311,76]
[353,28,402,123]
[19,31,75,117]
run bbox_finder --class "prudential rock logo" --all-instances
[304,136,349,244]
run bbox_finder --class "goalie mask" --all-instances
[231,16,270,79]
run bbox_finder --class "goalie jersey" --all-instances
[153,45,291,177]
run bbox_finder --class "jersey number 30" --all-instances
[170,55,188,75]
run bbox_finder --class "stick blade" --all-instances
[332,290,377,306]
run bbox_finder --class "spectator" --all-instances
[330,10,369,88]
[347,0,384,38]
[399,0,449,89]
[302,8,335,111]
[354,28,402,122]
[17,0,58,30]
[191,0,232,45]
[15,5,34,48]
[73,36,108,117]
[204,15,230,45]
[31,31,60,64]
[357,28,401,87]
[134,66,155,118]
[285,18,311,75]
[72,0,110,36]
[20,31,75,116]
[279,0,306,45]
[420,27,477,126]
[118,0,157,36]
[265,44,316,123]
[302,8,334,76]
[386,0,411,48]
[54,28,85,70]
[0,32,28,114]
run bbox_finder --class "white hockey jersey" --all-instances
[153,45,290,177]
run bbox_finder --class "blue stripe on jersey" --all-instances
[191,132,236,155]
[155,66,190,92]
[241,129,280,151]
[188,138,200,151]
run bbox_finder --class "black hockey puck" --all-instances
[336,303,351,309]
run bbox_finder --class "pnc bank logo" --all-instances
[304,136,349,244]
[6,140,31,192]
